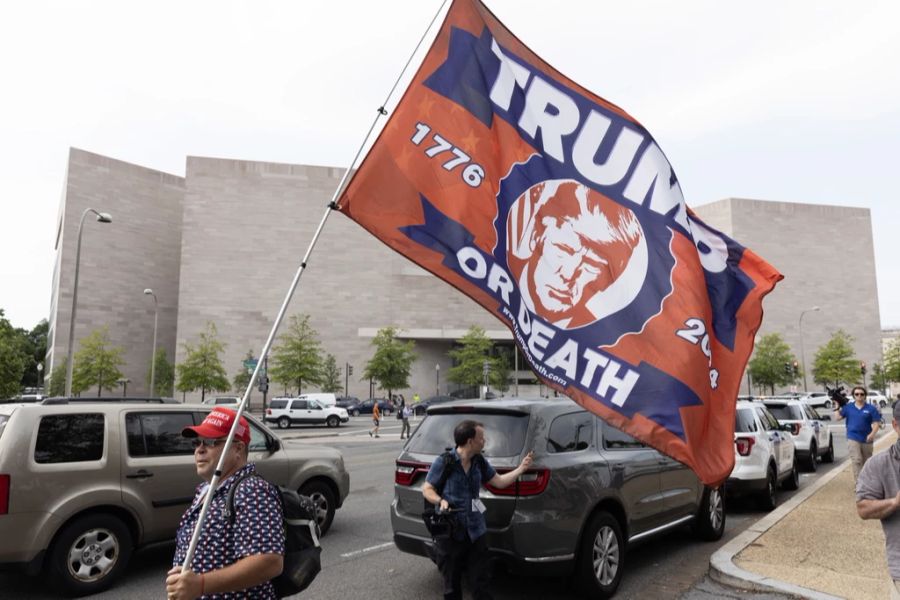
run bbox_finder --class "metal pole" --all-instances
[798,307,819,393]
[65,208,111,396]
[180,0,453,573]
[145,290,159,396]
[345,362,349,398]
[514,348,519,396]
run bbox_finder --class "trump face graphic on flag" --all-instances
[506,180,649,330]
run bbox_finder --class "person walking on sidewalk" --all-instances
[834,385,881,481]
[857,401,900,597]
[400,403,412,439]
[369,400,381,438]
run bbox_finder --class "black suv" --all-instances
[391,398,724,598]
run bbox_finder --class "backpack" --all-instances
[227,472,322,598]
[421,450,487,539]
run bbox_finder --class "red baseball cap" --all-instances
[182,407,251,444]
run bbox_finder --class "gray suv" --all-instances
[0,399,350,596]
[391,398,724,598]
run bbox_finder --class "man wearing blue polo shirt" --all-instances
[835,386,882,481]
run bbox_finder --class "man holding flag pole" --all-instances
[174,0,781,594]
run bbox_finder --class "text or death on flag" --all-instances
[337,0,782,486]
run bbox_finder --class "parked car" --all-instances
[799,391,832,412]
[202,396,241,408]
[762,398,834,471]
[0,398,350,596]
[866,390,888,408]
[335,396,361,411]
[391,398,724,598]
[264,397,349,428]
[727,400,799,510]
[411,395,456,416]
[354,398,393,416]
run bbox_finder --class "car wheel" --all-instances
[823,436,835,463]
[692,485,725,541]
[300,480,336,536]
[351,409,359,417]
[277,416,290,429]
[782,459,800,491]
[577,511,624,599]
[47,514,133,596]
[758,465,778,511]
[326,415,340,428]
[806,442,818,472]
[824,399,833,409]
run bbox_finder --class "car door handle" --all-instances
[126,470,154,479]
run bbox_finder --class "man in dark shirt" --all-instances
[166,408,284,600]
[422,419,533,600]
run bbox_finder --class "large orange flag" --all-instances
[337,0,782,486]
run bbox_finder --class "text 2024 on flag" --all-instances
[338,0,782,486]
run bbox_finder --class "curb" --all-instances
[709,431,897,599]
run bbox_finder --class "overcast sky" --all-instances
[1,0,898,331]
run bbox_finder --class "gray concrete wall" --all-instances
[174,157,503,404]
[694,198,882,394]
[48,148,184,396]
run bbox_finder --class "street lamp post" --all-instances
[798,306,821,393]
[117,378,130,397]
[144,289,159,396]
[36,363,43,390]
[65,208,112,397]
[435,364,440,396]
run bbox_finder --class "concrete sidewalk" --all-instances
[711,431,898,599]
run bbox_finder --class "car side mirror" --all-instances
[267,437,281,452]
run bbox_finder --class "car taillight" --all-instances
[266,409,272,415]
[0,474,9,515]
[485,468,551,496]
[790,423,801,435]
[395,461,430,486]
[735,437,755,456]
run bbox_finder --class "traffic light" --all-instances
[792,360,799,376]
[784,362,791,375]
[861,361,867,375]
[348,365,354,376]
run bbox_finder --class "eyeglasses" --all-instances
[191,438,227,449]
[853,392,866,397]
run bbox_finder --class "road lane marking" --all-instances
[340,542,394,558]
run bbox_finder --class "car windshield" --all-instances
[406,413,529,458]
[735,408,757,432]
[269,400,288,409]
[767,405,803,420]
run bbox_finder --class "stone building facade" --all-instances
[48,151,884,401]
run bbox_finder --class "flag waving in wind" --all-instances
[338,0,782,486]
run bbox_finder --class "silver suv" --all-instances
[0,399,350,596]
[390,398,724,598]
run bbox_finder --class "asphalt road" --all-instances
[0,415,860,599]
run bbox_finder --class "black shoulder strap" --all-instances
[435,450,457,496]
[226,471,262,525]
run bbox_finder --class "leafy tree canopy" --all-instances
[232,349,255,395]
[747,333,797,395]
[447,326,508,391]
[812,329,859,388]
[147,348,175,397]
[363,327,416,399]
[885,340,900,385]
[269,314,324,395]
[46,360,67,397]
[176,322,229,402]
[72,326,126,397]
[320,353,343,393]
[0,309,26,399]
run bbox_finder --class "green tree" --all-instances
[269,314,324,395]
[11,319,48,389]
[871,362,887,395]
[447,326,508,391]
[147,348,175,397]
[46,360,67,397]
[885,340,900,385]
[747,333,797,395]
[0,310,26,398]
[176,322,229,402]
[364,327,416,400]
[812,330,860,388]
[72,326,126,397]
[320,354,343,393]
[232,350,255,394]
